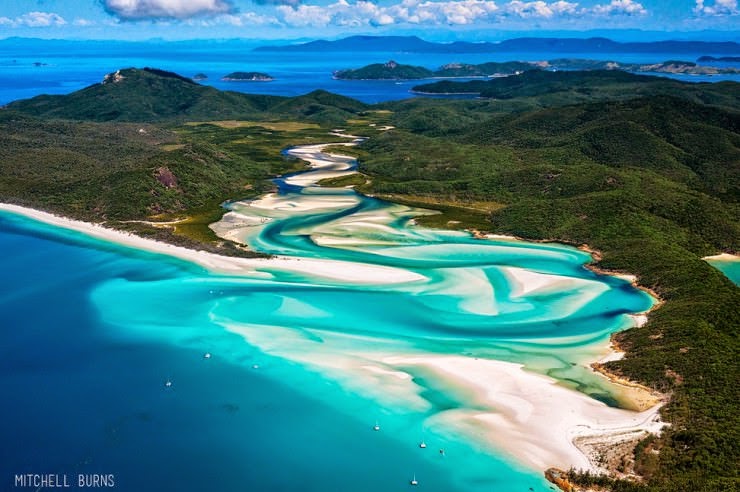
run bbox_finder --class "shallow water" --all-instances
[0,139,655,491]
[705,256,740,285]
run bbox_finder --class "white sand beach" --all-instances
[0,203,425,285]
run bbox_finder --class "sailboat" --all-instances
[164,379,172,388]
[410,474,418,486]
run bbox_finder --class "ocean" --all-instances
[0,38,739,105]
[0,38,718,492]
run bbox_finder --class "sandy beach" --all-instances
[223,317,665,474]
[0,140,665,479]
[0,203,425,285]
[703,252,739,262]
[387,355,664,473]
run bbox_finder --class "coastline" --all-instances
[1,170,666,483]
[210,137,667,481]
[0,203,425,286]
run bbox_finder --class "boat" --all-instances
[419,440,427,449]
[204,352,211,359]
[373,420,380,431]
[410,474,418,486]
[164,379,172,388]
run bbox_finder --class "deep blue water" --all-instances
[0,39,738,104]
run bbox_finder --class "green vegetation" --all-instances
[358,91,739,492]
[2,66,739,491]
[222,71,274,81]
[0,109,351,255]
[334,60,434,80]
[434,61,533,77]
[542,59,740,75]
[316,172,368,187]
[7,68,367,125]
[412,70,740,110]
[335,60,535,80]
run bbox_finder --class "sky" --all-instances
[0,0,737,40]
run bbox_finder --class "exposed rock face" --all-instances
[102,70,125,84]
[155,167,178,188]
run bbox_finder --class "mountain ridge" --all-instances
[255,35,740,54]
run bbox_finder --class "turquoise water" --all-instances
[0,141,655,491]
[705,257,740,285]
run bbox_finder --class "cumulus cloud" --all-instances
[694,0,739,15]
[100,0,235,20]
[592,0,646,16]
[0,11,67,27]
[271,0,649,27]
[200,12,279,25]
[276,0,502,27]
[253,0,304,6]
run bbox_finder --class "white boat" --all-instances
[419,440,427,449]
[165,379,172,388]
[410,474,418,486]
[373,420,380,431]
[204,352,212,359]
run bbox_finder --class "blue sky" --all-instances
[0,0,737,40]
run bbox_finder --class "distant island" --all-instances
[544,58,740,75]
[336,58,739,82]
[256,35,740,54]
[698,55,740,62]
[334,61,433,80]
[222,72,274,82]
[192,73,208,81]
[334,60,532,80]
[410,69,731,97]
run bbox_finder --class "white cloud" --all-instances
[101,0,235,20]
[271,0,649,27]
[592,0,647,16]
[0,11,67,27]
[694,0,739,15]
[276,0,503,27]
[73,18,95,26]
[503,1,557,18]
[198,12,278,26]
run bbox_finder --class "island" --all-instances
[334,60,536,80]
[333,60,433,80]
[221,71,274,82]
[544,58,740,75]
[698,55,740,62]
[192,73,208,81]
[337,58,739,82]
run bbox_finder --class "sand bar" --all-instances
[0,203,425,285]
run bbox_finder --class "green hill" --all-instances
[355,93,739,491]
[7,68,283,122]
[434,61,534,77]
[334,60,434,80]
[222,71,273,81]
[6,68,368,125]
[412,69,740,109]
